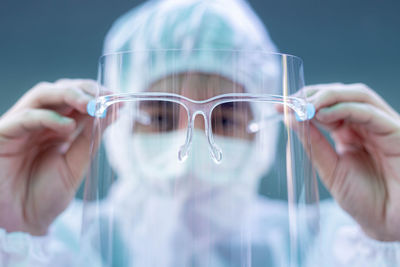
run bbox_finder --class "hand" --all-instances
[304,83,400,241]
[0,79,96,235]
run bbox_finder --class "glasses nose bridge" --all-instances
[188,102,212,132]
[178,101,222,163]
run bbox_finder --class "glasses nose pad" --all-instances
[177,112,223,163]
[208,135,222,164]
[204,113,222,163]
[178,129,191,163]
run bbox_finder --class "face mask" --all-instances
[104,109,278,194]
[129,129,254,185]
[105,130,260,267]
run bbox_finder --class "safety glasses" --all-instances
[88,92,314,162]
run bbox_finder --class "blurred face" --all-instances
[134,72,255,140]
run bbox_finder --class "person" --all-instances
[0,0,399,266]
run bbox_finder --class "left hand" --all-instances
[302,83,400,242]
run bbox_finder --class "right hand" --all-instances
[0,79,97,235]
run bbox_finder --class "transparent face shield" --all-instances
[81,50,319,267]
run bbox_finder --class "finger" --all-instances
[307,83,398,118]
[63,114,96,189]
[32,81,95,113]
[298,83,345,99]
[56,79,111,97]
[55,79,98,96]
[274,84,335,115]
[63,97,115,157]
[293,120,339,190]
[0,109,76,139]
[275,84,344,114]
[315,102,400,135]
[10,80,96,115]
[61,97,120,189]
[302,83,343,96]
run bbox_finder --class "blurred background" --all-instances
[0,0,399,199]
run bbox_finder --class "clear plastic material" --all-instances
[81,50,320,267]
[87,93,315,163]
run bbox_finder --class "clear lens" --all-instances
[134,101,188,134]
[211,101,255,140]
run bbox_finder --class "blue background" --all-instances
[1,0,399,199]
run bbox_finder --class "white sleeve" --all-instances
[333,225,400,266]
[0,201,82,267]
[315,200,400,267]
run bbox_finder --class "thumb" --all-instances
[297,121,339,190]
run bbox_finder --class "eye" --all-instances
[153,114,164,123]
[220,116,235,128]
[212,115,237,132]
[150,113,175,131]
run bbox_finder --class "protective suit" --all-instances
[1,0,399,266]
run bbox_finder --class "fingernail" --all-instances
[83,81,98,95]
[61,117,74,124]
